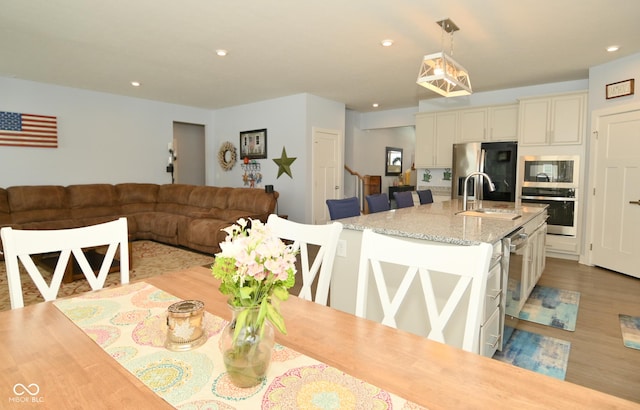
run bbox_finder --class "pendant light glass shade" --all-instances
[417,51,472,97]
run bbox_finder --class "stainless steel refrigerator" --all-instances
[451,141,518,202]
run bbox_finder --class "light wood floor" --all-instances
[515,256,640,403]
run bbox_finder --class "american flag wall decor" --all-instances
[0,111,58,148]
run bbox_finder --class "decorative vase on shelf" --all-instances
[220,304,275,388]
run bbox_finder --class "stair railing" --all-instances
[344,165,365,211]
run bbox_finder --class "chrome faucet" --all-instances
[462,172,496,211]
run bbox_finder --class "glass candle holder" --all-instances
[165,300,206,351]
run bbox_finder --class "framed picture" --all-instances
[385,146,403,176]
[239,129,267,159]
[606,79,635,99]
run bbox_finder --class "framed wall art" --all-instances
[385,146,403,176]
[239,128,267,159]
[606,79,634,99]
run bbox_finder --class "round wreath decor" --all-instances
[218,141,237,171]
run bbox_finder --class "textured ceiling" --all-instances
[1,0,639,112]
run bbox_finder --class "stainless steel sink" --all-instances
[456,208,522,220]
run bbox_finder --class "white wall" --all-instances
[589,53,640,112]
[581,52,640,262]
[0,77,213,187]
[1,78,345,224]
[359,106,418,130]
[212,93,345,223]
[344,125,415,198]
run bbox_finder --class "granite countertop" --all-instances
[338,199,547,245]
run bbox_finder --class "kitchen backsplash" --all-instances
[417,168,452,186]
[416,168,452,197]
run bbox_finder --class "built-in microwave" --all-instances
[520,155,579,188]
[520,155,579,236]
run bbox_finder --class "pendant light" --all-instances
[417,19,472,97]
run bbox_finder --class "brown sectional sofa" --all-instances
[0,183,279,255]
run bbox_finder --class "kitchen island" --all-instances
[330,198,548,357]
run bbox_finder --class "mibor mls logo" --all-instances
[10,383,44,404]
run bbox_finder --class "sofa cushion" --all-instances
[67,184,122,220]
[146,212,188,246]
[184,217,232,251]
[116,183,159,214]
[188,186,229,210]
[226,188,278,221]
[156,184,200,215]
[2,183,279,256]
[0,188,11,225]
[7,185,71,224]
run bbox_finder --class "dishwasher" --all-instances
[501,213,548,347]
[501,226,529,347]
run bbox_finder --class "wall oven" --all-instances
[520,156,579,237]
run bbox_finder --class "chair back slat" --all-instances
[1,217,130,309]
[266,215,343,305]
[355,229,492,353]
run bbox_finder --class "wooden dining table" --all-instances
[0,265,637,409]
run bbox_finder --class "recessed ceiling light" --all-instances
[216,49,228,56]
[130,81,141,87]
[606,45,620,52]
[381,39,394,47]
[372,103,379,108]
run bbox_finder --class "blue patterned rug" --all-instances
[518,285,580,331]
[619,314,640,350]
[493,329,571,380]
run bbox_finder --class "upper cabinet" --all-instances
[457,104,518,143]
[457,108,487,142]
[488,104,519,141]
[415,111,457,168]
[518,92,587,146]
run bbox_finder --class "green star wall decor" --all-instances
[273,146,297,178]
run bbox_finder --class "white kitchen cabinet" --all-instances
[488,104,519,141]
[458,108,487,142]
[518,92,586,146]
[415,111,457,168]
[521,220,547,302]
[481,244,503,357]
[546,233,579,256]
[457,104,518,143]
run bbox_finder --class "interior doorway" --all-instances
[173,122,205,185]
[590,105,640,278]
[312,127,341,224]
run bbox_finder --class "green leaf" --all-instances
[265,302,287,335]
[272,285,289,301]
[257,300,267,326]
[233,308,249,342]
[239,286,253,300]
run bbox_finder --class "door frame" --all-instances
[311,127,343,225]
[172,122,206,186]
[584,101,640,266]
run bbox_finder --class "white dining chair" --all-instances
[266,214,343,306]
[0,217,130,309]
[355,229,493,353]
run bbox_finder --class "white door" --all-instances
[312,128,341,224]
[173,122,205,185]
[592,108,640,278]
